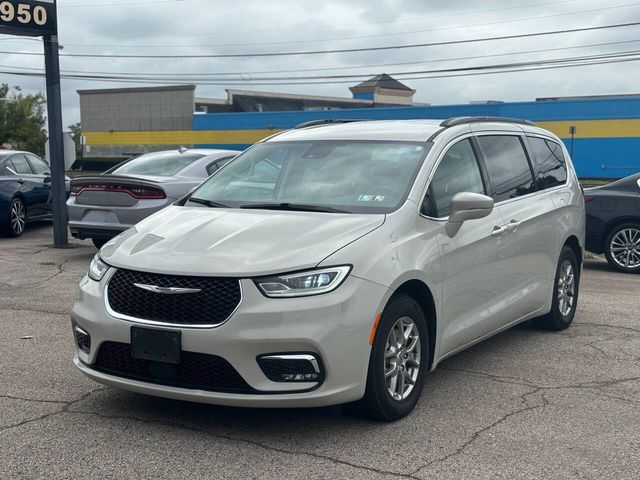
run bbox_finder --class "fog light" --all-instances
[74,325,91,354]
[257,354,323,383]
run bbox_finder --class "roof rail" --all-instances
[294,119,366,129]
[440,116,535,127]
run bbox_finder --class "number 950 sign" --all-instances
[0,0,57,36]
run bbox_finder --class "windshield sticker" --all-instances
[358,194,386,202]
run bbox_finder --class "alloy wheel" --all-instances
[10,200,26,235]
[556,260,575,317]
[384,316,421,401]
[609,228,640,270]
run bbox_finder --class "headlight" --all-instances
[88,254,110,281]
[254,266,351,298]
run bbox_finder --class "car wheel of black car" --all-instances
[604,223,640,274]
[534,245,580,331]
[3,197,27,237]
[355,294,429,421]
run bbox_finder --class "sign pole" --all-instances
[43,33,68,247]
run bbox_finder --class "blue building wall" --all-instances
[193,97,640,178]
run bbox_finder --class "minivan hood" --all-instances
[101,206,385,276]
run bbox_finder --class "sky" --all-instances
[1,0,639,128]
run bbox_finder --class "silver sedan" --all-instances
[67,148,239,248]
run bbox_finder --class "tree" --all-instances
[67,122,82,159]
[0,84,47,156]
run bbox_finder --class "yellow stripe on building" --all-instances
[535,119,640,139]
[82,129,282,146]
[82,119,640,146]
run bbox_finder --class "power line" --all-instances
[1,51,637,85]
[4,38,639,78]
[59,0,581,38]
[8,49,640,83]
[44,1,640,50]
[2,21,639,59]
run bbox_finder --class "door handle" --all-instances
[505,220,520,232]
[491,225,508,237]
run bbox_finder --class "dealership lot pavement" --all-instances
[1,225,639,479]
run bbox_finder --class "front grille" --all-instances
[107,269,241,326]
[92,341,256,393]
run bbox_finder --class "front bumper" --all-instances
[71,271,388,408]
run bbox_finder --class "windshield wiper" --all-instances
[186,197,230,208]
[239,202,350,213]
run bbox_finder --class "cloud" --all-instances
[1,0,639,127]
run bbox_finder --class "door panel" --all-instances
[435,209,514,355]
[423,136,515,355]
[26,154,53,214]
[495,195,557,317]
[476,134,549,322]
[7,155,44,217]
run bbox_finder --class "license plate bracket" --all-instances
[131,326,181,364]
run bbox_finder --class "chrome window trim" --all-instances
[260,354,320,374]
[418,131,571,221]
[103,268,244,329]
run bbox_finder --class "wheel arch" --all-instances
[563,235,582,265]
[391,279,437,371]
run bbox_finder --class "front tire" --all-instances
[604,223,640,274]
[357,294,429,421]
[534,245,580,331]
[3,197,26,237]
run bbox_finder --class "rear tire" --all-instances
[2,197,26,237]
[92,238,107,249]
[354,294,429,421]
[604,223,640,274]
[534,245,579,331]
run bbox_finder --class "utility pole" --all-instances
[0,1,67,247]
[44,33,68,247]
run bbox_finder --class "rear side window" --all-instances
[8,155,34,175]
[527,137,567,190]
[477,135,535,202]
[425,138,485,218]
[111,152,205,177]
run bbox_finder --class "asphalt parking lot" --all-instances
[1,225,639,479]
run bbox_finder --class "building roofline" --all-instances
[77,85,196,95]
[224,88,374,104]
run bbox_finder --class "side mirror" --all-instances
[43,175,52,184]
[445,192,494,238]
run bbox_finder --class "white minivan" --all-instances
[72,117,585,421]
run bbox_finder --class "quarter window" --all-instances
[27,155,51,175]
[477,135,535,202]
[527,137,567,190]
[425,138,485,218]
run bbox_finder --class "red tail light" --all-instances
[583,196,595,204]
[70,182,166,199]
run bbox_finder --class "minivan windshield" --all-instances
[189,141,428,213]
[111,152,205,177]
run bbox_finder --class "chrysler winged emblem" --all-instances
[133,283,201,294]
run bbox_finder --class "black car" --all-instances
[0,150,67,237]
[585,173,640,273]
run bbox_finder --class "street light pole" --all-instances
[43,34,68,247]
